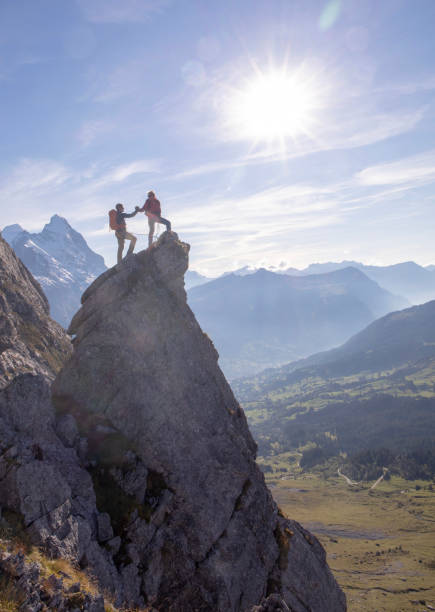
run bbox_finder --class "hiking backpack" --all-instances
[109,209,121,231]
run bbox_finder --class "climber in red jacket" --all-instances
[139,191,171,248]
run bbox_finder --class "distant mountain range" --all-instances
[206,260,435,305]
[235,299,435,394]
[184,270,211,290]
[188,266,408,378]
[233,300,435,473]
[190,259,435,305]
[4,213,434,386]
[2,216,106,328]
[290,261,435,305]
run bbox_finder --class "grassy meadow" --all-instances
[261,460,435,612]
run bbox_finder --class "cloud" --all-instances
[356,150,435,187]
[3,151,432,275]
[321,108,424,150]
[0,159,70,197]
[77,0,170,23]
[102,159,161,183]
[171,183,341,238]
[77,120,113,147]
[171,108,424,181]
[0,157,161,232]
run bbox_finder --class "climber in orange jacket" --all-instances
[111,203,140,264]
[138,191,171,248]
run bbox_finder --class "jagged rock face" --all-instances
[53,232,346,611]
[0,374,123,598]
[0,234,124,604]
[0,233,71,388]
[0,549,106,612]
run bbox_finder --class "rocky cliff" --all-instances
[0,232,124,610]
[51,231,346,611]
[0,232,71,387]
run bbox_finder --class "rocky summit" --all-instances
[52,231,346,611]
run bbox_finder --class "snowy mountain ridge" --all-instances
[2,215,106,328]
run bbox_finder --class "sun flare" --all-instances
[224,68,323,145]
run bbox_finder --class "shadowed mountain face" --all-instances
[3,216,106,328]
[52,232,345,611]
[188,266,408,379]
[233,300,435,465]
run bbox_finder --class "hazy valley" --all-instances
[232,300,435,610]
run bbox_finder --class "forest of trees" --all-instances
[252,395,435,479]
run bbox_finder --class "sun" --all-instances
[224,67,323,145]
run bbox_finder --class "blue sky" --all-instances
[1,0,435,275]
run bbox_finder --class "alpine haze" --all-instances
[188,266,409,378]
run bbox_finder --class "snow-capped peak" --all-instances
[3,215,107,328]
[43,214,72,234]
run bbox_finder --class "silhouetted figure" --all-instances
[113,203,139,264]
[139,191,171,248]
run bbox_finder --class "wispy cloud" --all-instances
[77,0,171,24]
[101,159,161,183]
[0,157,160,231]
[0,159,70,197]
[171,107,424,180]
[77,120,113,147]
[3,151,433,274]
[170,183,341,239]
[356,150,435,187]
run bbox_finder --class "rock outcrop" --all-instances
[0,232,71,388]
[0,548,106,612]
[52,232,346,611]
[0,234,123,604]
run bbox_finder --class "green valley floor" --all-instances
[264,468,435,611]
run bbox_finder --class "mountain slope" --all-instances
[184,269,211,290]
[3,215,106,328]
[188,266,408,378]
[290,260,435,304]
[233,301,435,468]
[238,299,435,389]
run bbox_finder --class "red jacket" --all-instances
[141,197,161,216]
